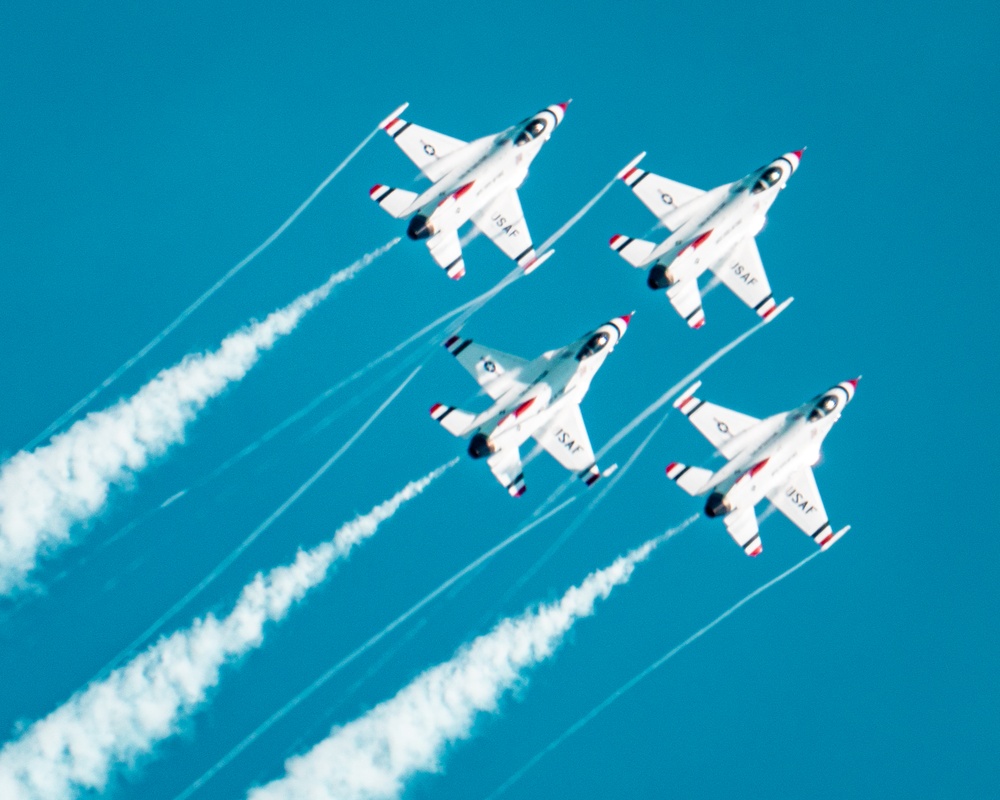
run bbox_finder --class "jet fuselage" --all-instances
[467,318,627,457]
[647,152,801,288]
[405,105,566,241]
[702,381,856,518]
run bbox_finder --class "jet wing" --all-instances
[443,335,530,400]
[621,165,705,221]
[768,466,846,550]
[666,280,706,329]
[674,382,762,459]
[488,446,526,497]
[381,115,469,179]
[472,190,538,270]
[535,404,601,485]
[709,239,779,320]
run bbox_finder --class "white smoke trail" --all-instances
[101,361,420,673]
[0,464,451,800]
[246,518,696,800]
[497,414,680,609]
[484,550,821,799]
[24,120,392,450]
[218,167,622,460]
[173,498,578,800]
[0,240,397,595]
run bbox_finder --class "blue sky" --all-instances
[1,1,996,797]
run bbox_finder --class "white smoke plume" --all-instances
[0,461,450,800]
[485,549,821,798]
[173,499,579,800]
[24,113,396,450]
[247,519,695,800]
[0,240,397,595]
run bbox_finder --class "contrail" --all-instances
[173,498,577,800]
[0,464,451,800]
[245,519,695,800]
[536,173,618,254]
[484,550,821,799]
[301,166,626,408]
[24,116,396,450]
[597,311,786,460]
[102,362,421,672]
[529,313,786,525]
[495,415,681,610]
[0,241,395,596]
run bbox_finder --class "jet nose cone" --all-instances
[840,376,861,402]
[786,148,805,172]
[612,311,635,336]
[548,100,571,126]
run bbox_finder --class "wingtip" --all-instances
[378,102,409,130]
[821,525,851,551]
[616,152,646,180]
[523,249,554,274]
[765,297,794,323]
[673,380,702,409]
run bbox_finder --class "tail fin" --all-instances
[609,234,657,268]
[429,403,476,437]
[665,462,712,496]
[369,184,418,219]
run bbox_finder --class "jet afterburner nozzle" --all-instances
[647,265,672,290]
[704,491,729,518]
[407,215,432,240]
[467,433,495,459]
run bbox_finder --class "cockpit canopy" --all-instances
[808,393,840,422]
[576,330,611,360]
[751,165,784,194]
[515,117,548,147]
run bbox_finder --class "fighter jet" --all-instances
[609,150,802,329]
[664,378,857,556]
[369,102,567,280]
[429,315,630,496]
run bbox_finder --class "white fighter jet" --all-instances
[429,314,630,496]
[369,102,567,280]
[665,378,857,556]
[609,150,802,329]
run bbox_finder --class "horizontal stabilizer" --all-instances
[724,506,762,557]
[487,446,526,498]
[427,230,466,280]
[369,184,418,219]
[429,403,476,437]
[667,280,706,329]
[665,462,712,496]
[609,235,657,268]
